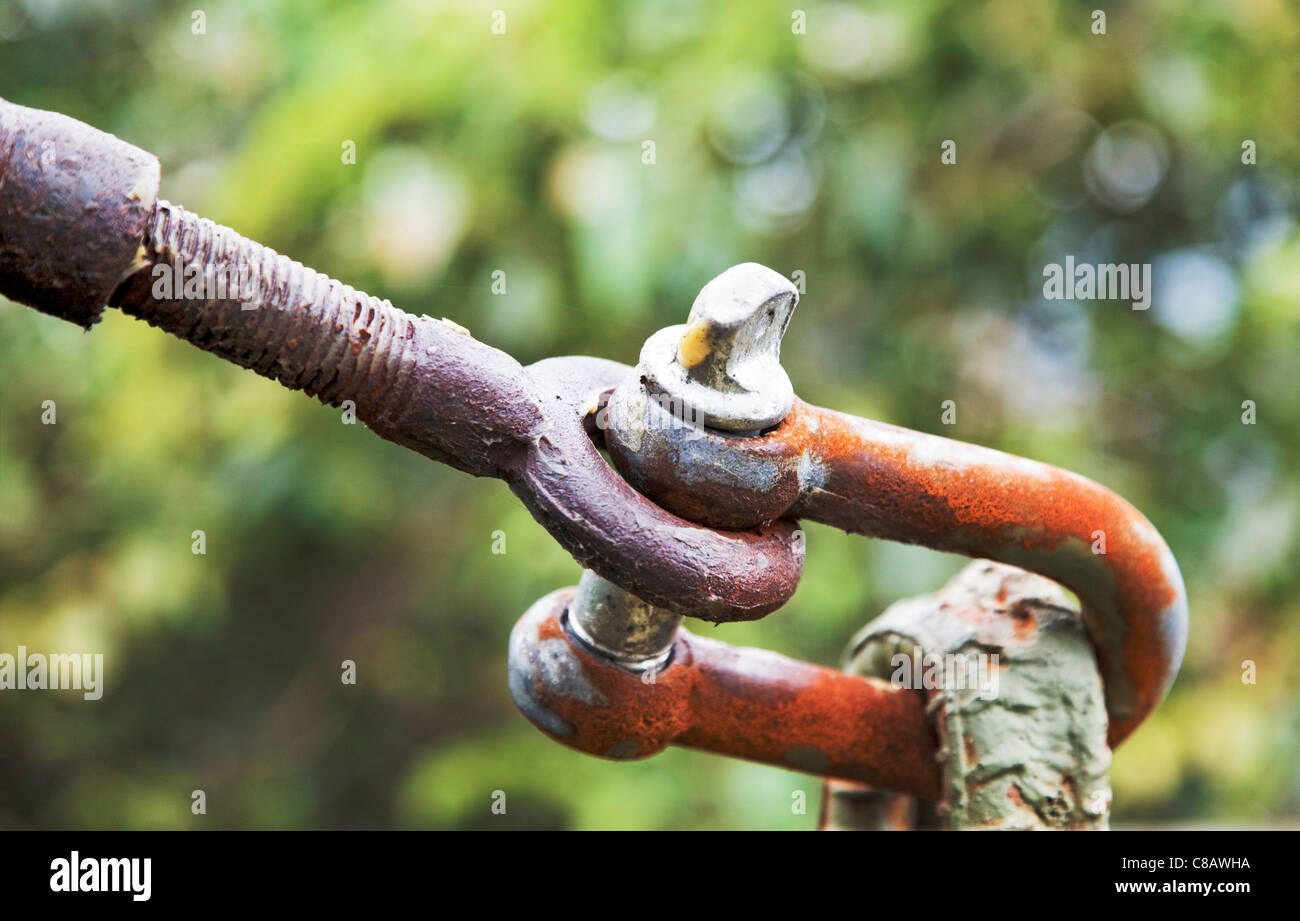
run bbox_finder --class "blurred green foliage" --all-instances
[1,0,1297,828]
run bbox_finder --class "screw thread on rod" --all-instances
[110,200,422,418]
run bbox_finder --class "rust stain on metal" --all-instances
[607,397,1188,748]
[509,588,942,797]
[0,100,804,622]
[3,98,1187,801]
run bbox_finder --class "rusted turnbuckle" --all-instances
[0,100,1187,817]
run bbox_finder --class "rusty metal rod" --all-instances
[789,404,1187,749]
[0,98,804,622]
[509,587,943,797]
[606,388,1189,747]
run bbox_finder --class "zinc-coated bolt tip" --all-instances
[638,263,800,434]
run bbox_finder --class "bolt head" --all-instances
[639,263,799,434]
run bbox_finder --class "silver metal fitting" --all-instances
[602,262,804,527]
[634,262,799,434]
[566,570,681,674]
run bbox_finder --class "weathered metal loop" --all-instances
[106,204,806,620]
[0,99,804,622]
[605,265,1188,749]
[509,560,1114,820]
[606,388,1188,747]
[508,583,942,795]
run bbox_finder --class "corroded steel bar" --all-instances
[508,586,943,797]
[0,99,803,622]
[606,391,1189,747]
[105,206,805,622]
[793,405,1186,749]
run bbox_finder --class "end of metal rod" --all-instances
[635,262,799,434]
[0,99,159,328]
[604,262,804,528]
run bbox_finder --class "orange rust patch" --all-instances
[522,600,941,797]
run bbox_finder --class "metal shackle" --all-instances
[509,262,1188,789]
